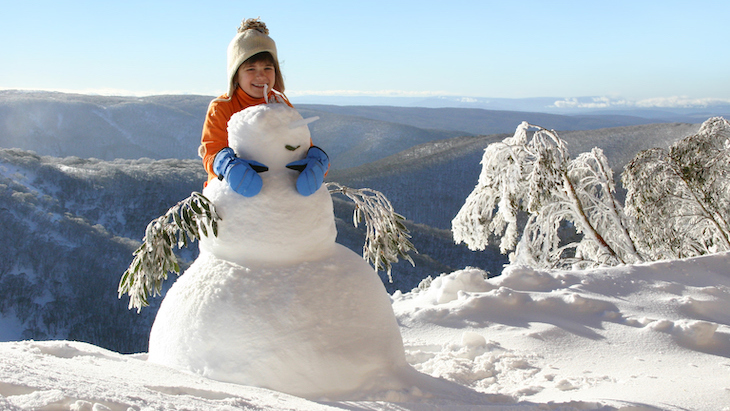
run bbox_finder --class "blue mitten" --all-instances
[286,146,329,196]
[213,147,268,197]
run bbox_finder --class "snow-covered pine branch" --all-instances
[453,121,640,269]
[327,182,416,282]
[118,192,220,312]
[118,183,414,311]
[623,117,730,259]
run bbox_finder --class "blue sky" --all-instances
[1,0,729,103]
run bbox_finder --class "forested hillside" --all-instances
[0,149,500,353]
[0,150,201,352]
[297,104,661,135]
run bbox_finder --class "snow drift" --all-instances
[2,252,729,410]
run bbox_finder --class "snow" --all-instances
[2,104,728,410]
[148,246,411,399]
[393,255,730,410]
[2,253,730,410]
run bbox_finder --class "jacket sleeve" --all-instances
[201,100,233,182]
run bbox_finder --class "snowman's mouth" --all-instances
[285,144,301,151]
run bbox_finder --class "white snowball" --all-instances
[199,103,337,266]
[228,103,313,170]
[148,246,409,398]
[461,332,487,348]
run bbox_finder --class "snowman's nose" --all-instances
[289,116,320,129]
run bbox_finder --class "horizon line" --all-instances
[2,88,730,109]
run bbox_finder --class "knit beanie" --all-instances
[225,18,285,100]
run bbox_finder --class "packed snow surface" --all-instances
[2,253,729,410]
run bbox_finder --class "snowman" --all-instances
[147,103,413,399]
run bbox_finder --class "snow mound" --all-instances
[148,246,411,399]
[420,267,496,304]
[394,253,730,409]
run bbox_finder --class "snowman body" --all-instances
[148,104,409,399]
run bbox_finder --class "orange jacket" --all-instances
[200,87,293,182]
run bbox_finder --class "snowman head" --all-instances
[227,104,317,169]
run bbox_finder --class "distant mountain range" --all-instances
[0,90,716,353]
[3,90,721,169]
[290,94,730,122]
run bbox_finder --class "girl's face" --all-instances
[236,60,276,99]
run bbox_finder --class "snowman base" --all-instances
[148,244,413,399]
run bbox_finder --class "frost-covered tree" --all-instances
[622,117,730,259]
[452,121,642,269]
[566,148,642,264]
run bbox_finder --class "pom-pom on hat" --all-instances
[224,18,285,100]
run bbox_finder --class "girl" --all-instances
[200,18,328,197]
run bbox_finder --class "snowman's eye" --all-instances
[285,144,301,151]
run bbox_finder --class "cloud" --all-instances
[553,96,730,109]
[634,96,730,108]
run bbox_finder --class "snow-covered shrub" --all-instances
[452,122,641,269]
[622,117,730,259]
